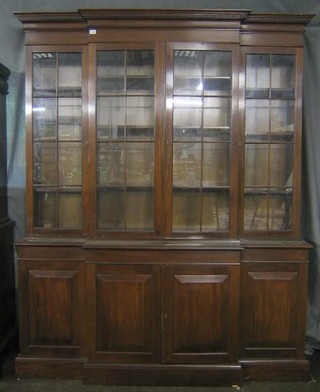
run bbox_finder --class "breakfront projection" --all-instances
[15,9,313,386]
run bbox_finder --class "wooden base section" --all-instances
[14,357,311,385]
[83,363,242,386]
[240,359,311,381]
[15,355,86,379]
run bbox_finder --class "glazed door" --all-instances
[165,43,240,238]
[91,43,164,237]
[27,47,88,235]
[241,47,303,237]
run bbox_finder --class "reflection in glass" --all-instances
[126,96,154,137]
[172,189,201,232]
[245,100,269,141]
[243,193,268,231]
[246,55,270,98]
[126,190,154,230]
[271,100,294,141]
[33,143,57,185]
[270,144,293,187]
[58,53,82,96]
[271,55,295,97]
[58,142,82,186]
[33,53,57,97]
[203,97,230,132]
[203,143,230,187]
[243,191,292,231]
[268,191,292,230]
[174,50,232,96]
[126,143,154,186]
[173,143,201,187]
[202,190,229,231]
[33,98,57,140]
[97,51,125,95]
[245,144,269,187]
[58,192,82,229]
[97,189,125,230]
[97,97,125,139]
[97,143,125,186]
[34,189,57,228]
[58,98,82,140]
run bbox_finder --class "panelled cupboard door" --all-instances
[18,260,85,357]
[86,263,162,363]
[163,264,240,364]
[241,262,306,358]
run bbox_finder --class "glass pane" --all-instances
[203,143,230,187]
[97,188,124,230]
[126,189,154,230]
[203,51,232,96]
[174,51,202,96]
[97,51,125,95]
[126,96,154,139]
[269,191,292,230]
[97,143,125,186]
[202,190,229,231]
[33,98,57,140]
[173,97,202,141]
[243,193,268,231]
[33,53,57,97]
[172,189,201,232]
[34,189,57,228]
[58,53,82,97]
[58,192,82,228]
[58,142,82,186]
[246,55,270,98]
[203,97,231,138]
[245,100,269,142]
[173,127,201,141]
[271,55,295,98]
[97,97,125,140]
[270,144,293,187]
[270,100,294,141]
[33,143,57,185]
[126,143,154,186]
[245,144,269,187]
[127,50,154,95]
[58,98,82,140]
[173,143,201,187]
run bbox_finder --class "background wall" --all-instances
[1,0,320,352]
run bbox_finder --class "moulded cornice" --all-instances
[14,9,314,27]
[78,8,251,21]
[243,13,314,25]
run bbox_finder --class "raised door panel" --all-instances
[164,264,240,364]
[241,262,303,358]
[87,263,161,363]
[19,260,85,357]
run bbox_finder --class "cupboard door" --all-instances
[241,261,307,358]
[87,263,161,363]
[163,264,240,364]
[19,260,85,357]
